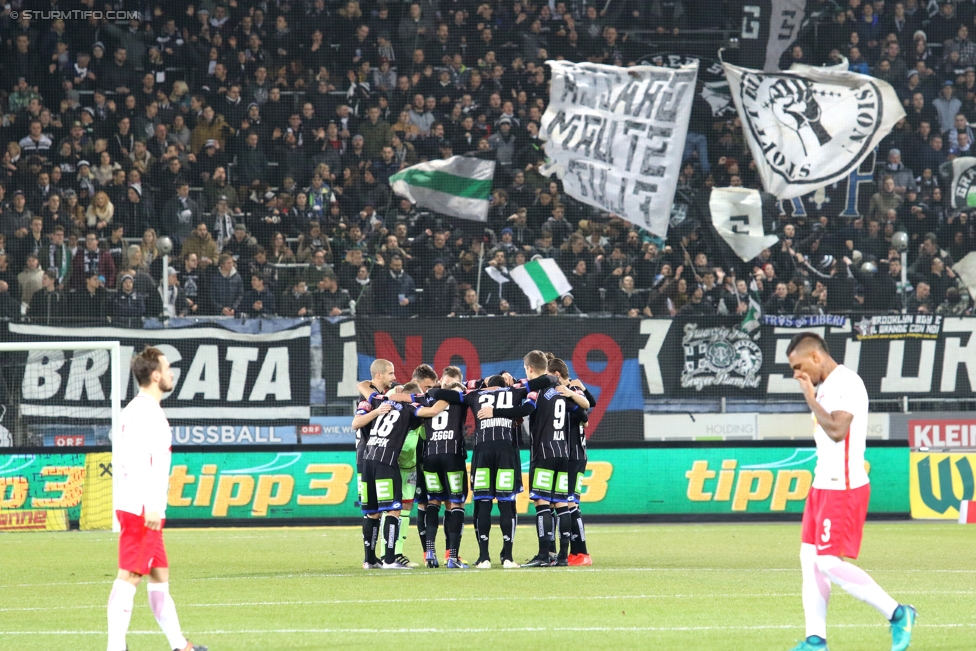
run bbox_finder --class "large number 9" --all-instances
[741,5,761,40]
[553,400,566,431]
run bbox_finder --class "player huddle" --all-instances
[351,350,593,570]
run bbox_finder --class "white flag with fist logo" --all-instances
[722,60,905,200]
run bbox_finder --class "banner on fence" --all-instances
[0,444,909,524]
[900,414,976,448]
[7,322,311,423]
[645,315,976,398]
[909,452,976,519]
[343,318,645,442]
[853,314,942,340]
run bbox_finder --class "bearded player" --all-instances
[107,347,206,651]
[786,333,915,651]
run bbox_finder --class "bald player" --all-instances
[786,333,915,651]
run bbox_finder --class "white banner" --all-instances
[950,157,976,209]
[722,60,905,199]
[540,60,697,238]
[709,187,780,261]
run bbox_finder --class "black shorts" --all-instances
[529,457,571,503]
[423,454,469,503]
[567,458,587,503]
[470,442,522,502]
[414,462,428,503]
[360,460,403,514]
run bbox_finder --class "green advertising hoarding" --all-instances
[0,445,909,525]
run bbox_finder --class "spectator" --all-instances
[280,278,315,317]
[210,254,244,316]
[29,269,65,323]
[0,280,19,320]
[764,281,796,315]
[182,222,219,268]
[452,287,485,317]
[113,273,146,324]
[162,181,202,245]
[879,149,917,196]
[613,275,644,317]
[680,287,716,316]
[70,232,116,290]
[242,273,276,317]
[71,270,108,323]
[907,280,934,313]
[869,176,904,221]
[18,254,44,304]
[315,271,353,317]
[374,254,416,317]
[422,259,459,316]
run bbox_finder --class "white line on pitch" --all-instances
[2,623,975,635]
[2,589,971,613]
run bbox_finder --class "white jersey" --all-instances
[812,364,869,491]
[114,392,173,517]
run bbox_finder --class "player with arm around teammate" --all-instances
[786,333,916,651]
[351,380,447,569]
[107,347,207,651]
[547,356,594,566]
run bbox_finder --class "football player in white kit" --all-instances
[786,333,915,651]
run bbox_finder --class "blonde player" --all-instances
[106,347,206,651]
[786,333,915,651]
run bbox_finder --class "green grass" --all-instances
[1,521,973,650]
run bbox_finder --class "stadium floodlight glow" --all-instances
[892,231,909,251]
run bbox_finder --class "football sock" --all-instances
[425,504,441,553]
[147,582,188,651]
[569,507,588,555]
[106,579,136,651]
[800,544,830,639]
[417,504,428,553]
[476,500,492,559]
[395,507,410,556]
[555,505,571,559]
[362,516,379,563]
[448,508,464,559]
[498,501,517,560]
[382,515,400,564]
[816,555,898,619]
[535,506,553,556]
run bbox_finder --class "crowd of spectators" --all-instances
[0,1,973,324]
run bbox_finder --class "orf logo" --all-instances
[740,72,883,187]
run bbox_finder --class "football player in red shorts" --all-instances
[787,333,915,651]
[107,347,206,651]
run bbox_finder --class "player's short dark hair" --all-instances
[485,375,507,388]
[442,365,462,380]
[543,351,555,363]
[402,381,420,393]
[786,332,830,358]
[131,346,165,388]
[523,350,548,372]
[547,357,570,379]
[412,363,437,383]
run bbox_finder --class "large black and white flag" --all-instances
[723,60,904,200]
[709,187,780,261]
[948,157,976,209]
[540,60,697,238]
[738,0,806,72]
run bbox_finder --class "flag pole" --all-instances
[475,241,484,305]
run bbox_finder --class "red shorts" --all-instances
[117,510,168,575]
[801,484,871,559]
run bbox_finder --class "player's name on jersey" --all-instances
[480,417,513,429]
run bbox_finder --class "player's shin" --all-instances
[382,514,401,565]
[417,505,428,553]
[815,555,898,619]
[107,579,137,651]
[448,507,465,559]
[535,505,553,556]
[147,582,188,651]
[569,506,588,555]
[800,543,830,640]
[475,499,492,560]
[395,501,412,556]
[363,516,380,564]
[425,503,441,552]
[555,505,571,560]
[498,501,517,560]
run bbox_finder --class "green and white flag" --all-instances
[949,157,976,208]
[390,156,495,222]
[740,279,763,335]
[510,258,573,309]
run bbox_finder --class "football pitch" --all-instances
[1,522,973,650]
